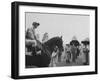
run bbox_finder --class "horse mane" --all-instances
[44,36,60,45]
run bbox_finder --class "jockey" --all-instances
[25,22,41,55]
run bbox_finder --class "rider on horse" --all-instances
[25,22,41,55]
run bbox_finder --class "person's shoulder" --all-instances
[27,27,33,31]
[27,27,34,33]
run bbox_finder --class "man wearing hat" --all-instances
[81,38,90,65]
[70,36,80,63]
[25,22,41,55]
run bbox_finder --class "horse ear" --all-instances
[60,36,62,39]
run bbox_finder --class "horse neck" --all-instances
[44,37,60,53]
[45,42,55,53]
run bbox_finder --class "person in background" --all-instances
[42,32,49,43]
[81,38,90,65]
[82,44,89,65]
[49,46,59,67]
[70,36,80,63]
[70,44,77,63]
[65,44,71,63]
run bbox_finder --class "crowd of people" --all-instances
[25,22,90,67]
[48,37,90,67]
[62,37,90,65]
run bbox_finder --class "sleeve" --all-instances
[26,28,34,40]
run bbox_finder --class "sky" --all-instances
[25,12,89,44]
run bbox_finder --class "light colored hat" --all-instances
[84,38,89,41]
[72,36,77,40]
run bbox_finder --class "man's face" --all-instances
[32,22,40,28]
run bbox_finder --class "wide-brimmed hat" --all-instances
[70,40,80,46]
[81,38,89,45]
[70,36,80,46]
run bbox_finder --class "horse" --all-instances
[25,36,64,68]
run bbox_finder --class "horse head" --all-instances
[44,36,64,53]
[55,36,64,52]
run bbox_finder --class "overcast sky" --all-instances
[25,12,89,44]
